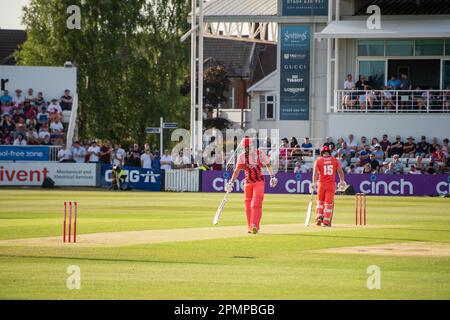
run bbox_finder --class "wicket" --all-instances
[355,193,366,226]
[63,201,78,243]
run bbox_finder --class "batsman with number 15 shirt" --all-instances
[310,146,346,227]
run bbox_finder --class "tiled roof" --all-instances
[0,29,27,65]
[203,0,277,18]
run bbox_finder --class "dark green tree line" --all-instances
[16,0,191,146]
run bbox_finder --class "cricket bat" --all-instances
[304,192,314,227]
[213,191,229,225]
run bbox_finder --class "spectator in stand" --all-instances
[336,137,344,150]
[49,118,64,134]
[125,143,141,167]
[60,89,73,111]
[383,162,395,174]
[399,73,412,109]
[429,137,440,154]
[380,161,389,174]
[362,163,373,174]
[357,136,368,152]
[339,154,349,170]
[390,136,404,157]
[152,150,161,171]
[112,143,126,166]
[391,154,404,174]
[37,106,50,126]
[415,136,430,157]
[381,86,394,110]
[386,75,401,90]
[57,143,73,162]
[358,145,371,165]
[211,151,223,171]
[72,141,86,163]
[346,134,358,156]
[38,124,50,141]
[344,74,355,90]
[370,137,379,151]
[48,99,62,121]
[26,126,38,141]
[402,136,416,158]
[13,123,26,140]
[409,164,421,175]
[431,145,446,173]
[160,149,174,171]
[13,133,27,145]
[380,134,391,157]
[280,137,289,167]
[12,89,25,106]
[41,135,52,146]
[300,137,313,156]
[35,92,46,109]
[372,144,384,161]
[293,161,309,173]
[140,147,153,169]
[330,144,338,157]
[27,135,39,145]
[442,138,449,159]
[415,156,427,173]
[1,114,14,132]
[343,74,356,109]
[25,88,35,102]
[87,141,101,163]
[1,128,13,144]
[323,136,335,149]
[368,153,380,172]
[346,164,357,174]
[99,142,112,164]
[338,141,352,158]
[355,75,367,90]
[290,137,302,159]
[0,90,12,104]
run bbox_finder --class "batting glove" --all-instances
[225,181,234,193]
[338,181,347,190]
[309,182,317,194]
[270,176,278,188]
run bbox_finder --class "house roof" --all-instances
[203,0,277,21]
[204,37,256,78]
[0,29,27,65]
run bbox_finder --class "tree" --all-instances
[203,65,230,118]
[16,0,191,147]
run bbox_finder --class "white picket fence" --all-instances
[164,169,200,192]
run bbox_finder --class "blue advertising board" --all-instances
[279,24,311,120]
[281,0,328,16]
[100,164,161,191]
[0,146,51,161]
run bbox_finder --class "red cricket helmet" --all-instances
[320,145,331,155]
[242,137,252,147]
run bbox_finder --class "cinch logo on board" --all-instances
[435,176,450,195]
[359,175,413,195]
[212,177,245,192]
[0,166,49,182]
[285,179,312,193]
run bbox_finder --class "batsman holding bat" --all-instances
[225,137,277,234]
[310,146,346,227]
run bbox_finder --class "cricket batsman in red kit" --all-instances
[225,137,278,234]
[310,146,346,227]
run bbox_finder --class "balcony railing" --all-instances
[334,90,450,113]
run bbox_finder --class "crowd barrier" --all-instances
[164,169,200,192]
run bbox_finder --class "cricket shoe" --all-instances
[322,223,332,228]
[251,225,258,234]
[315,216,323,226]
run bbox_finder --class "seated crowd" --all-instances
[326,134,449,175]
[0,88,73,146]
[342,74,450,112]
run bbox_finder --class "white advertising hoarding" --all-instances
[0,162,97,186]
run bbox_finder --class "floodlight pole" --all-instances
[190,0,198,155]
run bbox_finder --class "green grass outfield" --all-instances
[0,189,449,299]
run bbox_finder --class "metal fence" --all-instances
[164,169,200,192]
[335,90,450,113]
